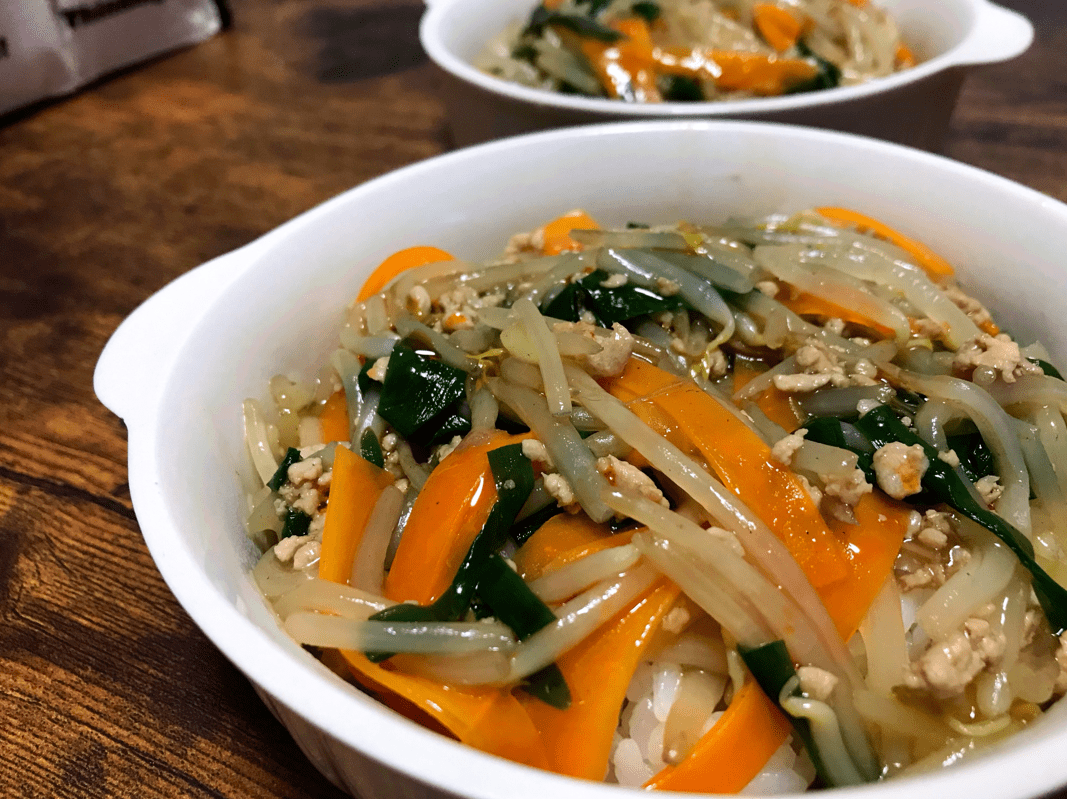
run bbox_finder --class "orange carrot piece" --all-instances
[383,432,527,604]
[318,445,395,585]
[342,651,551,768]
[654,47,817,95]
[648,388,848,585]
[513,512,614,581]
[815,207,955,281]
[540,210,601,256]
[645,681,791,792]
[752,384,803,432]
[733,360,803,432]
[513,505,680,778]
[357,245,454,301]
[778,288,897,340]
[708,51,818,93]
[318,389,350,443]
[580,17,661,102]
[895,42,916,67]
[820,491,911,638]
[522,579,682,779]
[753,3,804,52]
[601,355,678,401]
[525,529,639,585]
[606,359,850,587]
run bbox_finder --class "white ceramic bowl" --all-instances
[96,121,1067,799]
[420,0,1033,150]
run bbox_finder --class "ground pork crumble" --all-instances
[597,455,668,508]
[953,333,1043,384]
[889,509,1043,701]
[272,453,333,569]
[894,509,971,590]
[432,285,506,333]
[773,338,879,393]
[872,441,928,500]
[905,622,1001,697]
[822,468,873,509]
[553,320,634,378]
[771,428,807,466]
[544,472,579,511]
[944,284,995,331]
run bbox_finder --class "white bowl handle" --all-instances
[951,1,1034,66]
[94,242,261,423]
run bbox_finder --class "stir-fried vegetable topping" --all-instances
[857,406,1067,634]
[478,0,913,104]
[246,206,1067,791]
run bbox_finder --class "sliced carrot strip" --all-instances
[753,3,804,52]
[540,210,601,256]
[646,388,848,585]
[383,432,527,604]
[815,206,955,281]
[318,389,350,443]
[525,528,639,585]
[580,18,661,102]
[645,681,792,792]
[734,360,802,433]
[522,579,682,779]
[342,651,550,768]
[778,288,897,340]
[654,47,817,95]
[605,359,850,587]
[602,355,678,401]
[513,512,614,581]
[895,42,916,67]
[820,491,911,638]
[357,245,454,301]
[318,445,394,585]
[752,384,803,432]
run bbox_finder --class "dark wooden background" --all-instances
[0,1,1064,796]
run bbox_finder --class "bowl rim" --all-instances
[418,0,1026,118]
[105,119,1067,799]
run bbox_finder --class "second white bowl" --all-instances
[420,0,1033,149]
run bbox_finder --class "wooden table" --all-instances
[1,1,1064,796]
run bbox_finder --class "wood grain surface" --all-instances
[0,1,1064,796]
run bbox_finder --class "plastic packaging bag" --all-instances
[0,0,228,115]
